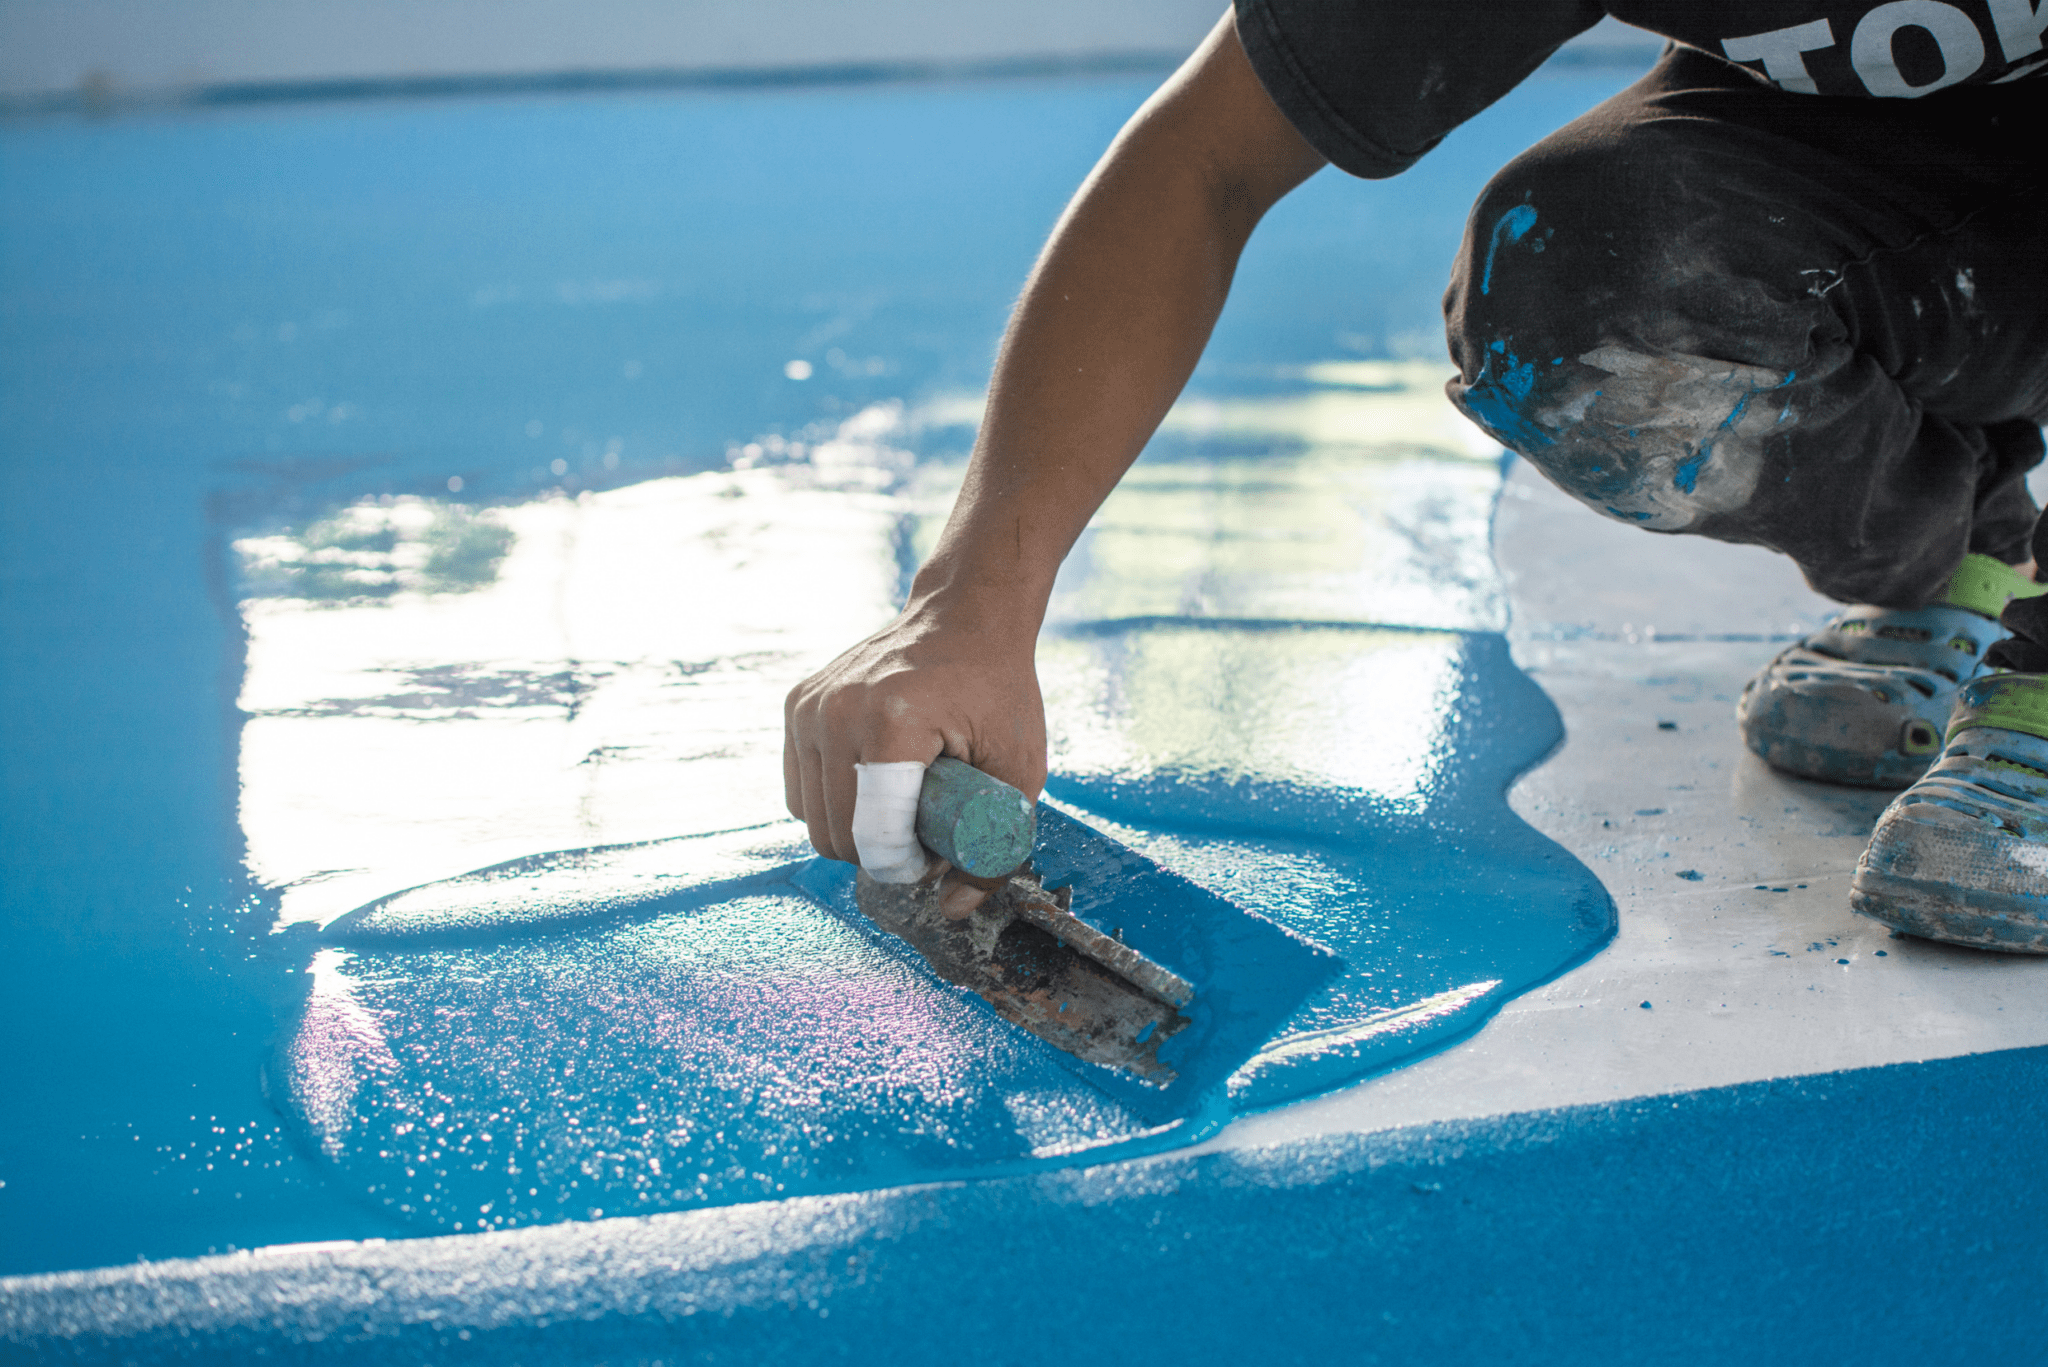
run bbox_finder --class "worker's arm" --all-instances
[783,10,1326,884]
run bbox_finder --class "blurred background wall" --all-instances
[0,1,1660,109]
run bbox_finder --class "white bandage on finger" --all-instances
[851,761,931,884]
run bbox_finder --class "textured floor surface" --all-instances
[8,55,2048,1365]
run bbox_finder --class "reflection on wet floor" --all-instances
[0,65,1648,1273]
[243,370,1610,1233]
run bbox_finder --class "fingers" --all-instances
[787,667,929,869]
[781,625,1047,880]
[850,761,930,883]
[795,741,839,861]
[781,713,806,822]
[938,870,996,921]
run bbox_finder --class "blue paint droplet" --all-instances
[1875,949,1888,956]
[1837,958,1850,965]
[1676,869,1702,881]
[1135,1019,1156,1044]
[1639,1001,1653,1010]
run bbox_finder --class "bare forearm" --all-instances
[908,12,1325,633]
[784,11,1324,870]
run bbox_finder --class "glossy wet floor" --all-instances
[8,56,2048,1365]
[1,65,1633,1279]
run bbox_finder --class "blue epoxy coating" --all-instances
[797,806,1348,1123]
[1,67,1649,1277]
[6,51,2047,1364]
[1046,626,1613,1109]
[14,1046,2048,1362]
[262,637,1591,1232]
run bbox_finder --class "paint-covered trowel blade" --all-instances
[810,802,1344,1122]
[856,866,1195,1084]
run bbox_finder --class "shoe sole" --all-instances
[1850,873,2048,952]
[1851,811,2048,953]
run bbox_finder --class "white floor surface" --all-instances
[1217,457,2048,1150]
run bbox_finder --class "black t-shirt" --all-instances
[1237,0,2048,177]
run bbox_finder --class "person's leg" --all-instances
[1442,46,2048,609]
[1437,53,2048,949]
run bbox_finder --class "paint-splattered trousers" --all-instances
[1445,45,2048,615]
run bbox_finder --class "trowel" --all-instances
[320,757,1340,1115]
[853,759,1331,1091]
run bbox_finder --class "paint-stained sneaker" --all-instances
[1851,672,2048,952]
[1738,554,2046,788]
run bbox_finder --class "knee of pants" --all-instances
[1447,338,1799,533]
[1442,147,1807,533]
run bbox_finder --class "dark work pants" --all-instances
[1444,47,2048,656]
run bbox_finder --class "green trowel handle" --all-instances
[916,757,1037,880]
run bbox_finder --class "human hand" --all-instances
[783,600,1046,916]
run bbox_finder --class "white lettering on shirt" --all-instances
[1721,18,1836,92]
[1987,0,2048,59]
[1851,0,1988,95]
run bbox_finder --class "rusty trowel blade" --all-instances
[855,867,1191,1084]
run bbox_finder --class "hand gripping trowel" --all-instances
[849,758,1342,1106]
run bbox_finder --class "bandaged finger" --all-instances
[851,761,931,883]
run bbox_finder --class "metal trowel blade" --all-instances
[855,866,1193,1084]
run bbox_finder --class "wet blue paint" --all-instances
[1044,628,1611,1110]
[793,805,1348,1126]
[1479,202,1539,295]
[258,631,1597,1235]
[0,65,1642,1275]
[17,1046,2048,1362]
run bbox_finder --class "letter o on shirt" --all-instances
[1852,0,1988,96]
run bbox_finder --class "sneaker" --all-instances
[1737,553,2045,788]
[1850,672,2048,953]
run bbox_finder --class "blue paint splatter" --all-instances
[1480,203,1539,296]
[1460,340,1549,449]
[1673,448,1710,494]
[1676,370,1798,496]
